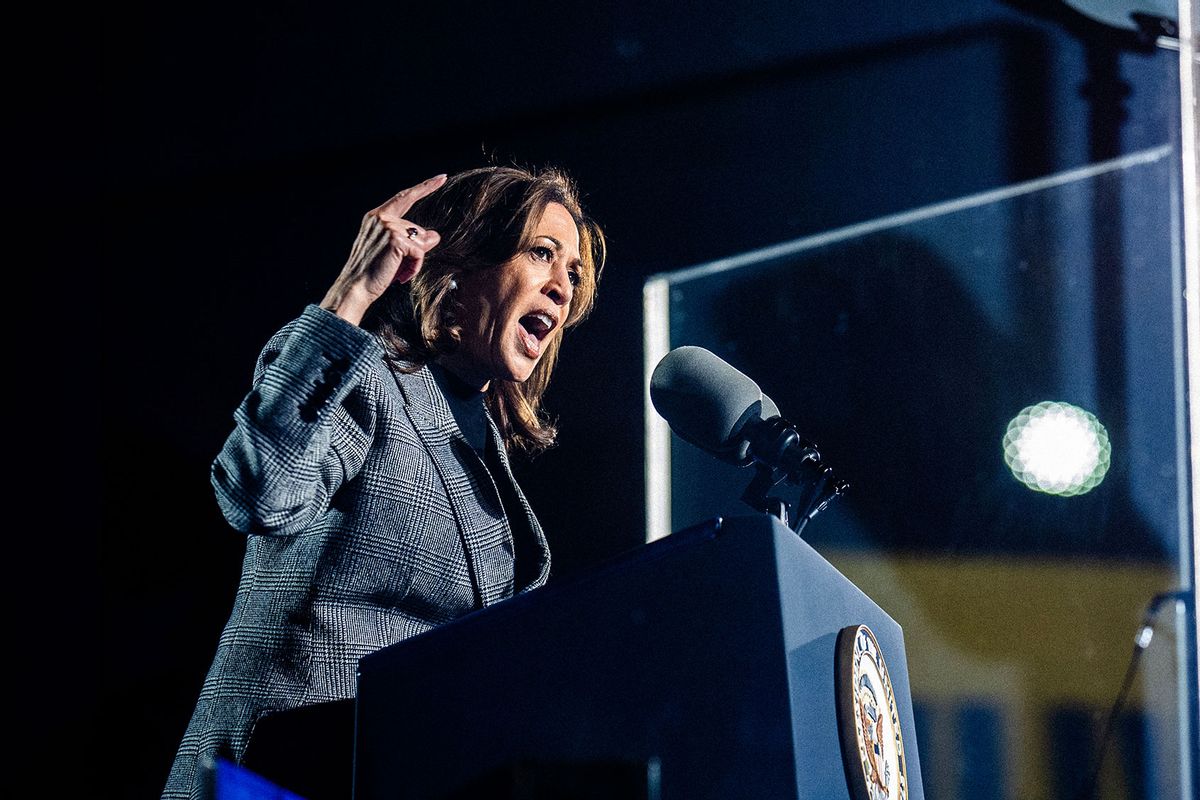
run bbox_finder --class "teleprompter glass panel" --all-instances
[644,147,1194,799]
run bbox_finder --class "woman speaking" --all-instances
[163,165,605,799]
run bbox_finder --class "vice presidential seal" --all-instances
[835,624,908,800]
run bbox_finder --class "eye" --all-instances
[531,245,554,262]
[567,269,582,287]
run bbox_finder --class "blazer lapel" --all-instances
[394,365,517,607]
[482,414,551,591]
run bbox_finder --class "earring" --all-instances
[448,277,458,291]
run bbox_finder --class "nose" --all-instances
[544,262,573,307]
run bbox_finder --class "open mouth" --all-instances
[517,312,556,358]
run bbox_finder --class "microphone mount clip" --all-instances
[738,417,848,536]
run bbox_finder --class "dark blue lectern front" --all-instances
[354,515,925,799]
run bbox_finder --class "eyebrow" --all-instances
[537,235,583,266]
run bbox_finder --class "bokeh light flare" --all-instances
[1002,401,1111,496]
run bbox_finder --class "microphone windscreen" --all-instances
[649,346,764,462]
[760,392,780,421]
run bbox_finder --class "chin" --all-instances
[504,357,540,384]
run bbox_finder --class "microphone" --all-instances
[648,345,767,466]
[1075,589,1191,800]
[649,346,846,532]
[648,346,816,475]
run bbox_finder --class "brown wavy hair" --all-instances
[361,165,605,456]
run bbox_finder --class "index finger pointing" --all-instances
[377,173,448,217]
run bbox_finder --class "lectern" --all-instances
[354,515,924,799]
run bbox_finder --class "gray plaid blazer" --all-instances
[163,305,551,799]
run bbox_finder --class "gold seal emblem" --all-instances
[836,624,908,800]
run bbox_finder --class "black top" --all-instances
[428,362,490,455]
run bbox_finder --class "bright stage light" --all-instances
[1002,401,1111,496]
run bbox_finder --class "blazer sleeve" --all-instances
[211,304,385,536]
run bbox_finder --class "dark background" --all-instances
[100,1,1178,796]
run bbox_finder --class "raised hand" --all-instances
[320,174,447,325]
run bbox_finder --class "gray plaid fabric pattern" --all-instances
[162,305,550,799]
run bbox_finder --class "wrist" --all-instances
[320,282,373,326]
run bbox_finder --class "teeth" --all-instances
[533,313,553,329]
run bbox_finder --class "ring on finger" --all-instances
[406,227,420,239]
